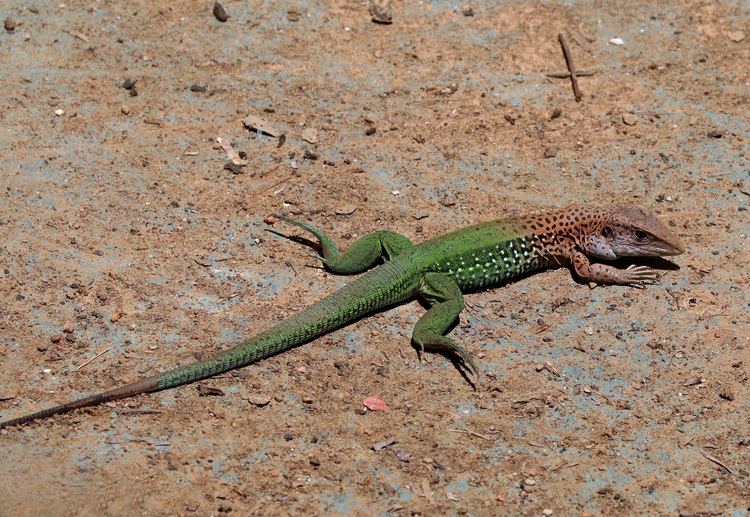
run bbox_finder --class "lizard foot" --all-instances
[622,264,660,288]
[418,336,480,381]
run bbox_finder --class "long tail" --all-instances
[0,377,159,429]
[1,260,416,429]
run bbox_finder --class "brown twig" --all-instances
[260,164,281,177]
[558,33,582,102]
[117,409,163,415]
[247,175,294,201]
[550,461,580,471]
[108,438,171,447]
[545,70,595,78]
[699,449,733,475]
[448,428,493,441]
[76,347,111,371]
[679,436,695,448]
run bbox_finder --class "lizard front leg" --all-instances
[569,250,658,287]
[276,216,413,274]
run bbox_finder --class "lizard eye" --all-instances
[634,229,648,240]
[602,227,613,238]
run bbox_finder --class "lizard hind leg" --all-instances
[412,272,479,381]
[276,216,413,274]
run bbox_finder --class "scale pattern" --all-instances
[439,236,540,291]
[156,259,419,389]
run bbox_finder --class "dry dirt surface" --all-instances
[1,1,748,515]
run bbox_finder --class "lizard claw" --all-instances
[449,342,480,381]
[622,265,659,287]
[416,344,425,364]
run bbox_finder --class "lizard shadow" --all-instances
[266,229,320,251]
[609,256,681,271]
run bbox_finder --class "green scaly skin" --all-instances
[0,205,684,429]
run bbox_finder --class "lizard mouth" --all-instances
[613,237,685,257]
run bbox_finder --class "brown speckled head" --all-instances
[581,205,685,259]
[508,205,684,267]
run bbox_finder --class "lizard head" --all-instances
[583,205,685,259]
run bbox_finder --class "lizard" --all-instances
[0,204,684,429]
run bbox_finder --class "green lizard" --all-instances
[0,204,684,429]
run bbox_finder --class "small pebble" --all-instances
[543,510,554,516]
[524,478,536,486]
[4,17,16,31]
[121,78,136,90]
[245,393,272,406]
[462,7,474,16]
[550,108,562,120]
[543,147,558,159]
[190,84,207,92]
[309,456,321,466]
[355,407,367,415]
[396,449,411,462]
[197,385,225,397]
[37,343,49,352]
[622,113,637,126]
[608,37,625,45]
[283,433,294,441]
[302,395,314,404]
[224,161,244,174]
[719,390,734,401]
[369,0,392,24]
[111,309,123,323]
[43,368,52,374]
[263,215,277,225]
[50,334,62,343]
[372,437,397,451]
[363,396,388,411]
[54,109,65,116]
[727,30,746,42]
[365,126,376,136]
[120,105,130,115]
[213,2,229,22]
[707,130,724,138]
[301,128,318,144]
[286,10,301,22]
[62,322,74,333]
[335,206,357,216]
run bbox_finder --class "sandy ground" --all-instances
[1,1,748,515]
